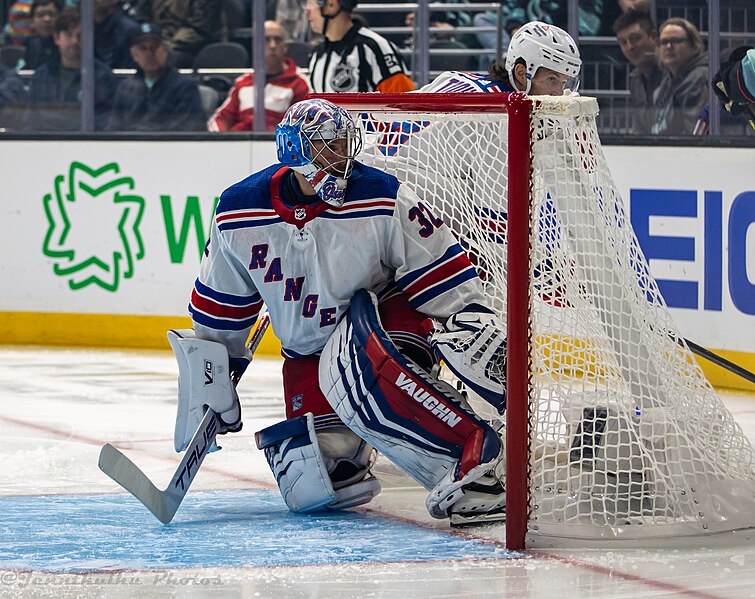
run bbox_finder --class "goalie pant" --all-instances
[252,292,433,514]
[319,289,503,519]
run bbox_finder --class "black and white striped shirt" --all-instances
[308,22,410,93]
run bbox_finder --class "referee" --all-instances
[306,0,415,93]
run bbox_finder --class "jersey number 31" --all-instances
[409,202,444,238]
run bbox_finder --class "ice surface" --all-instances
[1,347,755,599]
[0,490,515,572]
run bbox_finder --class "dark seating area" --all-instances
[0,0,753,135]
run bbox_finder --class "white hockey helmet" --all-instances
[505,21,582,94]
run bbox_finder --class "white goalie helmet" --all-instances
[505,21,582,94]
[276,98,364,207]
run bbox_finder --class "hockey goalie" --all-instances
[174,98,507,524]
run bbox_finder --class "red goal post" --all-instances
[313,93,755,550]
[317,93,532,549]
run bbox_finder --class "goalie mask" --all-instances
[276,98,363,207]
[505,21,582,95]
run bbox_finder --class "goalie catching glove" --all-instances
[430,304,507,412]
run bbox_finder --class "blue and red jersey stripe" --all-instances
[189,279,263,331]
[396,244,478,308]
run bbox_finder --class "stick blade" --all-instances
[98,444,176,524]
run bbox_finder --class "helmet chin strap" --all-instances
[292,163,348,207]
[321,5,343,18]
[320,2,344,37]
[521,76,533,95]
[510,65,532,94]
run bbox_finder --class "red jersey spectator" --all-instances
[208,20,310,131]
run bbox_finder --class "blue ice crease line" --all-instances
[0,490,518,572]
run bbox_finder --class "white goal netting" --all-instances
[348,93,755,546]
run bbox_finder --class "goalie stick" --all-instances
[683,337,755,385]
[98,313,271,524]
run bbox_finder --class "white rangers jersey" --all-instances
[190,162,486,359]
[417,70,512,94]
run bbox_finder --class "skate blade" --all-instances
[450,509,506,527]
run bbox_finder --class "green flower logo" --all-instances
[42,162,146,291]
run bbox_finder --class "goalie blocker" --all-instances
[169,329,243,453]
[319,289,506,521]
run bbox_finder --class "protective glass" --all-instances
[565,74,580,93]
[528,67,581,96]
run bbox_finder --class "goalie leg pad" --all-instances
[377,291,435,371]
[319,289,502,492]
[168,329,240,452]
[255,413,381,512]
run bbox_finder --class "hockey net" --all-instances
[318,93,755,549]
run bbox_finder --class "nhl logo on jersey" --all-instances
[294,207,307,220]
[331,64,356,92]
[291,394,303,411]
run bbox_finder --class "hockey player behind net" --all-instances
[176,97,508,524]
[419,20,581,96]
[357,21,582,365]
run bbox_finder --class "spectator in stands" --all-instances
[208,20,310,131]
[650,17,708,135]
[94,0,140,68]
[3,0,34,45]
[713,45,755,128]
[24,8,118,131]
[106,23,205,131]
[306,0,414,93]
[501,0,605,38]
[613,10,662,134]
[404,1,477,50]
[0,64,25,122]
[133,0,224,68]
[21,0,60,69]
